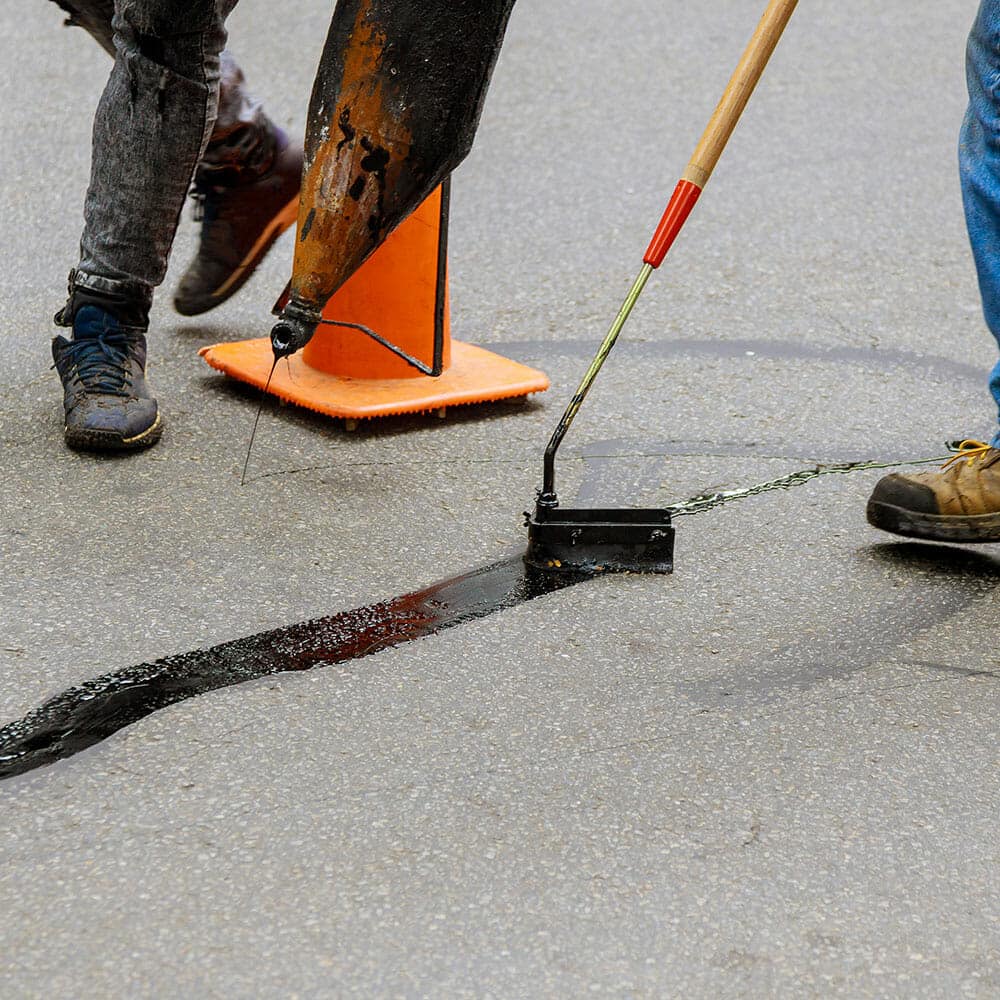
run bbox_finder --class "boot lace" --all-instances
[942,439,993,470]
[191,188,206,223]
[190,181,217,224]
[59,331,134,397]
[189,175,235,264]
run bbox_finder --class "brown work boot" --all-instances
[173,129,302,316]
[866,440,1000,542]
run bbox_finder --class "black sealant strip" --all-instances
[0,556,589,781]
[0,450,956,782]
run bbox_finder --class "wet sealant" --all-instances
[0,557,587,780]
[0,450,954,781]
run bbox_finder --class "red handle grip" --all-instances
[643,179,702,268]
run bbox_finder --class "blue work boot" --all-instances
[51,305,162,452]
[173,128,302,316]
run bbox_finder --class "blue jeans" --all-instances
[52,0,274,327]
[962,0,1000,445]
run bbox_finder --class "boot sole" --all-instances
[173,196,299,317]
[65,413,163,453]
[866,498,1000,543]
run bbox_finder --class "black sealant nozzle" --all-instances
[270,300,321,359]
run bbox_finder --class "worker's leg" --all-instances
[62,0,238,315]
[50,0,270,175]
[52,0,237,451]
[49,0,301,317]
[865,0,1000,541]
[961,0,1000,447]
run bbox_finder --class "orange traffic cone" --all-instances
[199,183,549,426]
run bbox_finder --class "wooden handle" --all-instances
[644,0,797,267]
[683,0,798,188]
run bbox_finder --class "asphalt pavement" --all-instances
[2,1,999,997]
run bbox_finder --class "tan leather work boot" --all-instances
[867,440,1000,542]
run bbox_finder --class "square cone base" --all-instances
[199,337,549,420]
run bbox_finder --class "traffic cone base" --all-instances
[199,337,548,420]
[200,182,549,421]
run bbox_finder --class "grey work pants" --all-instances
[51,0,272,323]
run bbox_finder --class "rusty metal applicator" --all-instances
[525,0,798,575]
[268,0,517,359]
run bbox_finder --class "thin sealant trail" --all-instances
[241,356,280,487]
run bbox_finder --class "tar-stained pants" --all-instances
[50,0,274,325]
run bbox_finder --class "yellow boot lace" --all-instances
[942,439,993,470]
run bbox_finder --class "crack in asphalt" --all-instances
[0,331,994,783]
[2,449,991,783]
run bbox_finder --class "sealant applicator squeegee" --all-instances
[525,0,799,575]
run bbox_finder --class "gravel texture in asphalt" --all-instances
[2,1,999,997]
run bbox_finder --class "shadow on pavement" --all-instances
[865,541,1000,580]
